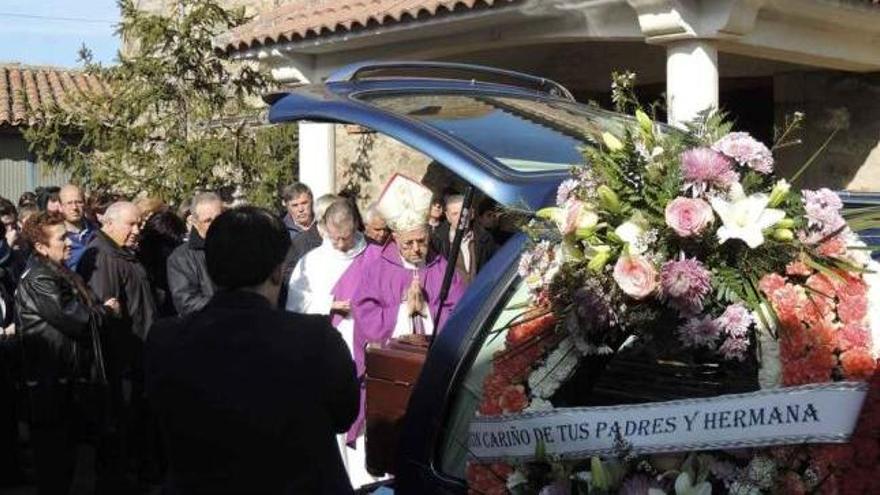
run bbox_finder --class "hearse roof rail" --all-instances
[326,61,576,102]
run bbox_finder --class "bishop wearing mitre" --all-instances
[349,175,466,428]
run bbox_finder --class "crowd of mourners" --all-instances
[0,179,511,494]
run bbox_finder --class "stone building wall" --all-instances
[334,126,432,209]
[774,71,880,192]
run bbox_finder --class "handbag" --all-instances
[73,315,114,438]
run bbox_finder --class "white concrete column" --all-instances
[666,40,719,127]
[297,121,336,197]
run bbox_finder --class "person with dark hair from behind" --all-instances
[138,211,187,318]
[146,206,359,494]
[14,212,120,495]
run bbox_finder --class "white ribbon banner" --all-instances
[469,382,867,462]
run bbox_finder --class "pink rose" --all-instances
[665,197,714,237]
[613,254,658,300]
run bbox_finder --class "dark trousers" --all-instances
[95,370,163,493]
[0,371,24,486]
[95,373,134,494]
[31,422,78,495]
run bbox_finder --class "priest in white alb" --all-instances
[286,198,382,487]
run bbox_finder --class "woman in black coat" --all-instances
[15,212,119,495]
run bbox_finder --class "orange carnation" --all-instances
[840,349,876,380]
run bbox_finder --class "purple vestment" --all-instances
[345,242,466,442]
[330,243,382,327]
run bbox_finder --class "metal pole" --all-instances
[433,185,475,328]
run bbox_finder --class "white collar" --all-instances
[320,233,367,261]
[401,257,426,271]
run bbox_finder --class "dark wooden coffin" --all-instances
[364,336,429,477]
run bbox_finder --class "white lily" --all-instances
[674,472,712,495]
[710,183,785,249]
[614,211,650,254]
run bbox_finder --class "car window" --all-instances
[357,93,627,173]
[840,195,880,260]
[438,277,530,479]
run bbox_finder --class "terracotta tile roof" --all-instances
[215,0,519,55]
[0,63,108,128]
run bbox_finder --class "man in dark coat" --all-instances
[281,182,315,241]
[78,200,158,491]
[167,192,222,315]
[431,194,498,284]
[146,206,359,494]
[79,201,156,341]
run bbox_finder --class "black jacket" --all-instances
[14,256,108,425]
[431,223,498,283]
[145,290,359,494]
[287,223,321,270]
[78,230,157,342]
[167,229,214,316]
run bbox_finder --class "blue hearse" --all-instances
[266,62,879,494]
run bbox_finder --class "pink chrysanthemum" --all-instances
[556,178,579,206]
[800,188,846,243]
[716,303,753,338]
[678,315,721,348]
[719,334,750,361]
[661,257,712,315]
[680,147,738,195]
[713,132,774,174]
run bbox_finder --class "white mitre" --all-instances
[376,174,433,233]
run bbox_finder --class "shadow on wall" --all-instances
[339,128,375,202]
[774,71,880,191]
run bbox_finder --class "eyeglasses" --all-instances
[63,200,85,206]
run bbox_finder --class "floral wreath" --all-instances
[466,95,880,494]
